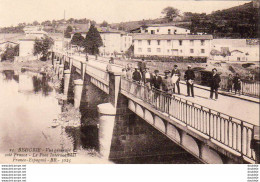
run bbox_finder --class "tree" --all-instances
[33,36,54,61]
[71,33,85,47]
[33,21,40,26]
[84,24,103,55]
[64,25,73,38]
[161,7,180,22]
[1,45,19,62]
[100,21,109,27]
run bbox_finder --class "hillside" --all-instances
[111,1,259,38]
[0,1,258,38]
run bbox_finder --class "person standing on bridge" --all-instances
[227,74,233,92]
[171,64,181,94]
[126,63,133,80]
[184,65,195,97]
[233,73,241,95]
[151,70,162,107]
[143,67,152,102]
[132,66,142,83]
[209,68,221,100]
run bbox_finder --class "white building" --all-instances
[133,34,213,58]
[98,28,132,57]
[140,24,190,35]
[24,26,47,39]
[211,39,259,62]
[19,35,37,57]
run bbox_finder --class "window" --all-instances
[157,29,160,32]
[201,40,205,46]
[138,40,142,46]
[190,40,194,46]
[151,30,155,34]
[157,40,160,45]
[167,40,171,46]
[168,29,171,34]
[138,48,142,52]
[201,49,205,53]
[145,30,148,33]
[174,30,177,34]
[147,40,151,45]
[179,40,182,46]
[147,48,151,52]
[190,49,194,53]
[157,48,161,52]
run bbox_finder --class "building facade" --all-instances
[133,34,213,58]
[140,24,190,35]
[99,28,132,57]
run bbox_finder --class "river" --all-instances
[0,69,200,164]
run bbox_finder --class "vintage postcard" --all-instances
[0,0,259,168]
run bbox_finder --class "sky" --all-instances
[0,0,250,27]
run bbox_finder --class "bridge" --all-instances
[52,50,259,164]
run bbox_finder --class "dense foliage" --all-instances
[161,7,180,23]
[71,33,84,47]
[83,24,103,55]
[64,26,73,38]
[33,36,54,61]
[1,45,19,61]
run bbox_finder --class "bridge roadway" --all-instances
[70,53,259,127]
[53,51,259,163]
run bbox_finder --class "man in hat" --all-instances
[184,65,195,97]
[144,67,152,87]
[151,70,162,90]
[171,64,181,94]
[209,68,221,100]
[162,70,173,94]
[132,66,142,83]
[144,67,152,101]
[151,70,162,107]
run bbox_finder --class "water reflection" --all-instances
[0,69,107,164]
[0,69,199,164]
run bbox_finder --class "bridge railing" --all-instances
[220,77,260,98]
[121,77,256,163]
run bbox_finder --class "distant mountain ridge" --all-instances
[0,1,258,38]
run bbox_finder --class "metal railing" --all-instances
[220,77,260,98]
[121,77,256,162]
[54,52,109,86]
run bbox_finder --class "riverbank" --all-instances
[0,60,52,71]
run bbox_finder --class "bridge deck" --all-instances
[63,53,259,126]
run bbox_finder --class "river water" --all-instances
[0,69,200,164]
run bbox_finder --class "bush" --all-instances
[1,45,19,62]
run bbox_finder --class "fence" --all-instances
[121,77,256,162]
[220,77,260,98]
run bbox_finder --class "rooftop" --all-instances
[133,34,213,40]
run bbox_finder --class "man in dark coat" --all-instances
[132,67,142,83]
[151,70,162,107]
[171,65,181,94]
[209,68,221,100]
[184,65,195,97]
[151,70,162,90]
[233,73,241,95]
